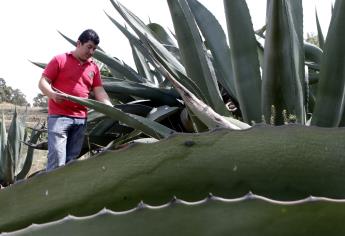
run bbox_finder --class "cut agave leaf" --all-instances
[58,91,175,139]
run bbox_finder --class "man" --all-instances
[38,29,112,171]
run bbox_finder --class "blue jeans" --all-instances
[47,115,86,171]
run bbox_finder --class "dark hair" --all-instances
[78,29,100,45]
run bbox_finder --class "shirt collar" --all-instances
[67,51,93,65]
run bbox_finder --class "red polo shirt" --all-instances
[42,52,102,118]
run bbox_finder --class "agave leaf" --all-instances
[57,91,175,139]
[93,50,146,83]
[304,42,323,65]
[148,43,207,102]
[16,123,44,180]
[262,0,305,125]
[223,0,262,124]
[130,43,155,84]
[28,61,46,70]
[7,109,26,179]
[1,126,345,232]
[87,104,153,138]
[102,80,180,106]
[110,0,186,74]
[109,1,207,103]
[105,13,166,86]
[147,23,178,48]
[315,8,325,49]
[5,195,345,236]
[110,106,180,147]
[147,23,181,61]
[187,0,237,102]
[167,0,228,116]
[311,0,345,127]
[88,103,153,123]
[0,114,7,183]
[104,12,157,67]
[146,106,180,122]
[162,65,246,130]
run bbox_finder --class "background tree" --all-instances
[0,78,28,106]
[32,93,48,107]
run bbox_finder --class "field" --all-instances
[0,103,48,175]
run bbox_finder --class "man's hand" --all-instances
[38,76,67,103]
[93,86,113,106]
[50,91,66,103]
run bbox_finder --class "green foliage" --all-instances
[4,195,345,236]
[0,111,43,186]
[0,78,28,106]
[15,0,345,234]
[32,93,48,108]
[0,126,345,233]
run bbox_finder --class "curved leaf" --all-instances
[187,0,237,101]
[167,0,228,116]
[223,0,262,123]
[103,80,180,106]
[58,92,175,139]
[1,126,345,232]
[315,8,325,50]
[311,0,345,127]
[5,195,345,236]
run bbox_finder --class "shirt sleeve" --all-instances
[91,64,102,88]
[42,56,59,82]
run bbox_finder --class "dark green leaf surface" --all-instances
[311,0,345,127]
[262,0,305,124]
[168,0,228,116]
[5,195,345,236]
[224,0,262,123]
[1,126,345,232]
[187,0,237,100]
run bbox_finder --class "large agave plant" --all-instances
[1,0,345,234]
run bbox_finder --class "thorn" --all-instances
[137,201,146,210]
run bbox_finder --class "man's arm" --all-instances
[93,86,113,106]
[38,76,65,103]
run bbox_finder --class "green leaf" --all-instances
[262,0,305,125]
[110,0,186,75]
[311,0,345,127]
[28,61,46,70]
[0,114,7,183]
[5,196,345,236]
[223,0,262,124]
[163,66,246,130]
[130,44,155,84]
[59,92,175,139]
[167,0,228,116]
[315,8,325,49]
[147,23,178,48]
[102,80,180,106]
[187,0,237,101]
[1,126,345,232]
[16,123,44,180]
[304,42,323,65]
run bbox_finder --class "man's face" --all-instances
[76,40,97,62]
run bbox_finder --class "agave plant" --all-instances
[0,110,44,186]
[1,0,345,234]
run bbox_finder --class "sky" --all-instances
[0,0,335,104]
